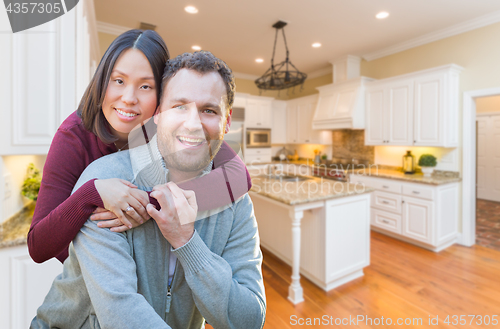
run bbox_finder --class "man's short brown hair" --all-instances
[161,51,235,109]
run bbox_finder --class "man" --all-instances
[31,51,266,329]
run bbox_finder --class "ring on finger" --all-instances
[125,205,134,212]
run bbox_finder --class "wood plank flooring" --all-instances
[210,231,500,328]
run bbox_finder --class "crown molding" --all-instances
[233,72,260,80]
[96,21,130,35]
[362,10,500,61]
[307,66,332,79]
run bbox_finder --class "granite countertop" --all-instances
[250,175,374,206]
[0,201,35,249]
[349,168,461,185]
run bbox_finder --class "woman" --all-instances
[28,29,251,264]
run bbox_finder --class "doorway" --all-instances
[475,96,500,251]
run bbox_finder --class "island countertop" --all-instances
[250,175,374,206]
[0,202,34,249]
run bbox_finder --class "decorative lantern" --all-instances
[402,150,415,174]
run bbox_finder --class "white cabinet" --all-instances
[0,0,99,155]
[350,174,458,252]
[402,196,433,244]
[0,244,63,329]
[244,148,272,164]
[287,95,332,145]
[271,100,287,144]
[365,64,462,147]
[245,97,273,128]
[366,79,413,145]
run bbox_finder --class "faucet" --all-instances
[267,164,277,176]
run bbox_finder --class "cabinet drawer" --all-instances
[245,148,272,157]
[351,175,402,194]
[371,208,402,234]
[402,184,434,200]
[245,154,271,164]
[372,191,402,214]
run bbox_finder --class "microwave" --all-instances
[246,128,271,148]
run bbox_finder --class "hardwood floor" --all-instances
[254,231,500,329]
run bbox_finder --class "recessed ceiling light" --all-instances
[185,6,198,14]
[255,58,264,63]
[312,43,321,48]
[192,45,201,51]
[376,11,389,19]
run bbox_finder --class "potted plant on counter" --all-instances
[418,154,437,177]
[21,163,41,201]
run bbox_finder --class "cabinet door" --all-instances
[0,245,63,329]
[287,104,298,143]
[259,100,272,128]
[387,80,413,145]
[413,74,444,146]
[245,100,261,128]
[297,102,312,143]
[271,101,287,144]
[365,86,386,145]
[402,196,433,244]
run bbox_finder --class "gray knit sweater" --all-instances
[30,136,266,329]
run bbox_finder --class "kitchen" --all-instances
[1,0,500,328]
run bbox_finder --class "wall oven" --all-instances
[246,128,271,148]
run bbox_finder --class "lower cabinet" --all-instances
[402,196,433,244]
[0,244,63,329]
[351,174,458,252]
[244,148,272,164]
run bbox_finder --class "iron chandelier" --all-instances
[255,21,307,92]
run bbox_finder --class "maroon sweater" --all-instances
[28,112,251,263]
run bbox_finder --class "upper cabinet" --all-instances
[271,100,287,144]
[0,0,99,155]
[245,96,273,129]
[287,95,332,145]
[365,64,462,147]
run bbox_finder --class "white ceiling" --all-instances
[95,0,500,77]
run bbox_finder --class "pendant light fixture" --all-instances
[255,21,307,93]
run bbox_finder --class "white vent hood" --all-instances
[312,55,374,130]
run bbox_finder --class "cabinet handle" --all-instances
[382,219,390,224]
[402,200,405,204]
[382,201,389,204]
[305,139,310,142]
[412,191,420,194]
[382,185,389,188]
[414,140,416,143]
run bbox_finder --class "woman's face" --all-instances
[102,48,157,142]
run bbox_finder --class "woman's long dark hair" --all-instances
[77,29,169,144]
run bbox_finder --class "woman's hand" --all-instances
[93,178,150,232]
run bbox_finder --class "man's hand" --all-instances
[147,182,197,249]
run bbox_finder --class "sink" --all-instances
[265,174,309,182]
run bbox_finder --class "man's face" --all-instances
[155,69,231,173]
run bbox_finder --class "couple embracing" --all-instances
[29,30,265,329]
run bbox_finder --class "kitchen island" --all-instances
[249,175,373,304]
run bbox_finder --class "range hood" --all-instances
[312,55,374,130]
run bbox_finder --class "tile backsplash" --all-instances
[331,130,374,163]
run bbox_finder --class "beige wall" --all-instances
[360,22,500,93]
[476,95,500,113]
[98,32,117,58]
[236,74,332,100]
